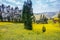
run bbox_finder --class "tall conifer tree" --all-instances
[22,0,33,30]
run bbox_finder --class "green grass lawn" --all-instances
[0,22,60,40]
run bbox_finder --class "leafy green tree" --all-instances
[22,0,33,30]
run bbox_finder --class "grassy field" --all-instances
[0,22,60,40]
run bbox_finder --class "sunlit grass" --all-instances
[0,22,60,40]
[32,23,60,32]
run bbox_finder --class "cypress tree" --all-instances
[0,6,3,22]
[22,0,33,30]
[0,10,3,21]
[7,11,10,22]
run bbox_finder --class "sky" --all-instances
[0,0,60,13]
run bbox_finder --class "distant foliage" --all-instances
[58,13,60,23]
[0,4,22,22]
[32,15,36,23]
[39,14,48,24]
